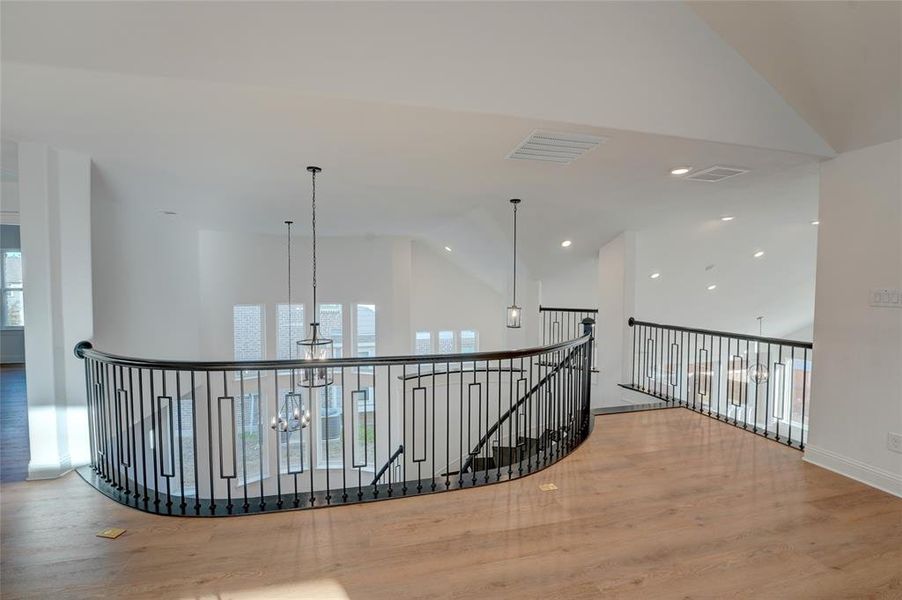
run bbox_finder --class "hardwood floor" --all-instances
[1,409,900,599]
[0,364,29,482]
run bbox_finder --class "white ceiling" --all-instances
[1,1,832,156]
[0,0,842,328]
[690,1,902,153]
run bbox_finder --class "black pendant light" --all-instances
[506,198,522,328]
[298,166,334,387]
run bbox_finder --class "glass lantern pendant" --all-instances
[506,198,522,329]
[297,165,334,388]
[507,304,521,328]
[298,321,334,387]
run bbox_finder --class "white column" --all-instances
[596,231,637,407]
[19,142,93,479]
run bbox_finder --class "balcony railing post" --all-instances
[581,318,595,431]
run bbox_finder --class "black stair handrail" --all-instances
[370,444,404,487]
[73,334,589,371]
[460,344,582,474]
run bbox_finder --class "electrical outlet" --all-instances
[888,432,902,454]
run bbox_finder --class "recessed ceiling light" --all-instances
[720,216,735,222]
[649,272,661,279]
[670,167,691,176]
[810,220,820,225]
[444,246,452,252]
[753,250,765,258]
[561,240,572,248]
[707,284,717,291]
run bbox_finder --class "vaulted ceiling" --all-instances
[0,0,894,301]
[690,1,901,153]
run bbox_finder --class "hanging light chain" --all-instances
[286,220,293,359]
[311,168,318,318]
[512,199,519,305]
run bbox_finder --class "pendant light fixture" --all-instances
[506,198,522,329]
[271,220,311,433]
[748,316,769,384]
[298,166,334,387]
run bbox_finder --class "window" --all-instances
[233,305,264,361]
[438,330,455,354]
[460,330,478,353]
[356,304,376,370]
[353,387,375,470]
[236,392,269,481]
[414,331,432,355]
[356,304,376,357]
[177,394,197,495]
[276,304,304,360]
[318,303,343,358]
[1,250,24,327]
[318,385,344,468]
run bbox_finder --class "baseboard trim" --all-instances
[27,454,73,480]
[803,445,902,498]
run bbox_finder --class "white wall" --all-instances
[92,179,201,359]
[91,203,514,361]
[805,139,902,497]
[410,241,507,354]
[197,229,411,360]
[538,256,598,310]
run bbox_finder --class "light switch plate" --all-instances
[870,289,902,308]
[888,433,902,454]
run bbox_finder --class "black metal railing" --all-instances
[622,318,812,449]
[74,319,594,516]
[540,305,598,372]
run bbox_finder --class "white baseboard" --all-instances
[27,454,73,480]
[804,445,902,498]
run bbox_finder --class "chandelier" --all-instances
[271,220,311,433]
[506,198,522,328]
[298,166,334,387]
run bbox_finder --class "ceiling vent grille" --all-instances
[685,165,749,182]
[506,130,607,165]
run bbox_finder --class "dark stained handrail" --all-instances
[74,335,591,371]
[628,318,812,349]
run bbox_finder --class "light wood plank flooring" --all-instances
[2,409,900,599]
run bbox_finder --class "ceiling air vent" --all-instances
[685,165,749,182]
[506,130,607,165]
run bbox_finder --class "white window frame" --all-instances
[1,249,24,329]
[459,329,479,353]
[414,331,434,355]
[233,304,265,380]
[437,330,456,354]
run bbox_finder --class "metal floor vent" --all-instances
[685,165,749,182]
[506,130,607,165]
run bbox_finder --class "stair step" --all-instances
[470,457,496,471]
[492,445,521,467]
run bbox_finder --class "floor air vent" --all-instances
[506,130,607,165]
[685,165,749,182]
